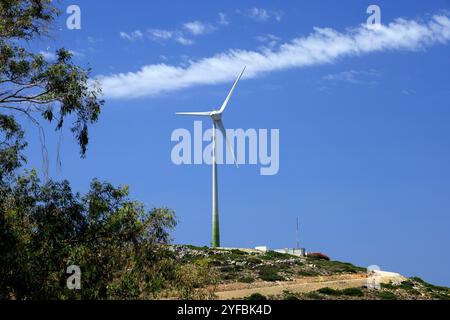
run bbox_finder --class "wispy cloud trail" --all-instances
[98,14,450,100]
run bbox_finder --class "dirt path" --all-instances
[215,271,405,299]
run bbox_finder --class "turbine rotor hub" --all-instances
[211,111,222,121]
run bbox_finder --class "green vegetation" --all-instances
[376,291,397,300]
[0,1,216,300]
[381,282,396,290]
[261,250,295,261]
[317,287,341,296]
[239,276,255,283]
[316,287,364,297]
[410,277,450,299]
[310,259,365,274]
[304,292,322,300]
[341,288,364,297]
[297,270,320,277]
[258,266,285,282]
[246,293,267,300]
[282,290,300,300]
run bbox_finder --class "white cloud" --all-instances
[39,49,84,61]
[401,89,416,95]
[120,28,194,46]
[148,29,174,40]
[98,14,450,100]
[183,21,214,35]
[119,30,144,41]
[120,20,216,45]
[68,50,85,59]
[87,36,103,44]
[249,8,269,21]
[39,51,57,61]
[247,8,283,22]
[218,13,229,26]
[175,35,194,46]
[256,34,281,48]
[323,69,381,84]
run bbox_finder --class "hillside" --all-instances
[173,245,450,300]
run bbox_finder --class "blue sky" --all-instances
[21,1,450,286]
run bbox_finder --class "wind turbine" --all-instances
[176,66,246,248]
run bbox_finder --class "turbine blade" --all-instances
[176,111,212,116]
[218,66,246,114]
[216,120,238,167]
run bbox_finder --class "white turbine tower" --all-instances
[176,66,246,248]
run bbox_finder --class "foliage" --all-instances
[310,259,365,274]
[317,287,341,296]
[307,252,330,261]
[376,291,397,300]
[245,293,267,300]
[0,173,183,299]
[297,270,320,277]
[1,0,104,157]
[341,287,364,297]
[0,114,26,184]
[258,265,284,282]
[261,250,295,260]
[0,1,219,301]
[171,263,218,300]
[239,276,255,284]
[317,287,364,297]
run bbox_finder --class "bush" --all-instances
[246,256,263,265]
[376,291,397,300]
[317,287,341,296]
[239,276,255,283]
[246,293,267,300]
[399,281,415,290]
[305,292,322,300]
[258,266,284,282]
[341,288,364,297]
[307,252,330,261]
[297,270,320,277]
[261,250,293,260]
[381,282,396,290]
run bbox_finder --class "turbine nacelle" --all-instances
[210,111,222,121]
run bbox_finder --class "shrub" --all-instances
[258,266,284,282]
[317,287,341,296]
[341,288,364,297]
[305,292,322,300]
[297,270,320,277]
[307,252,330,261]
[399,281,415,290]
[246,293,267,300]
[381,282,396,290]
[246,256,263,265]
[230,249,245,256]
[376,291,397,300]
[239,276,255,283]
[261,250,293,260]
[284,294,300,300]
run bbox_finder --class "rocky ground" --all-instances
[172,245,450,300]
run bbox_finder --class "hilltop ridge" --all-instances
[173,245,450,300]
